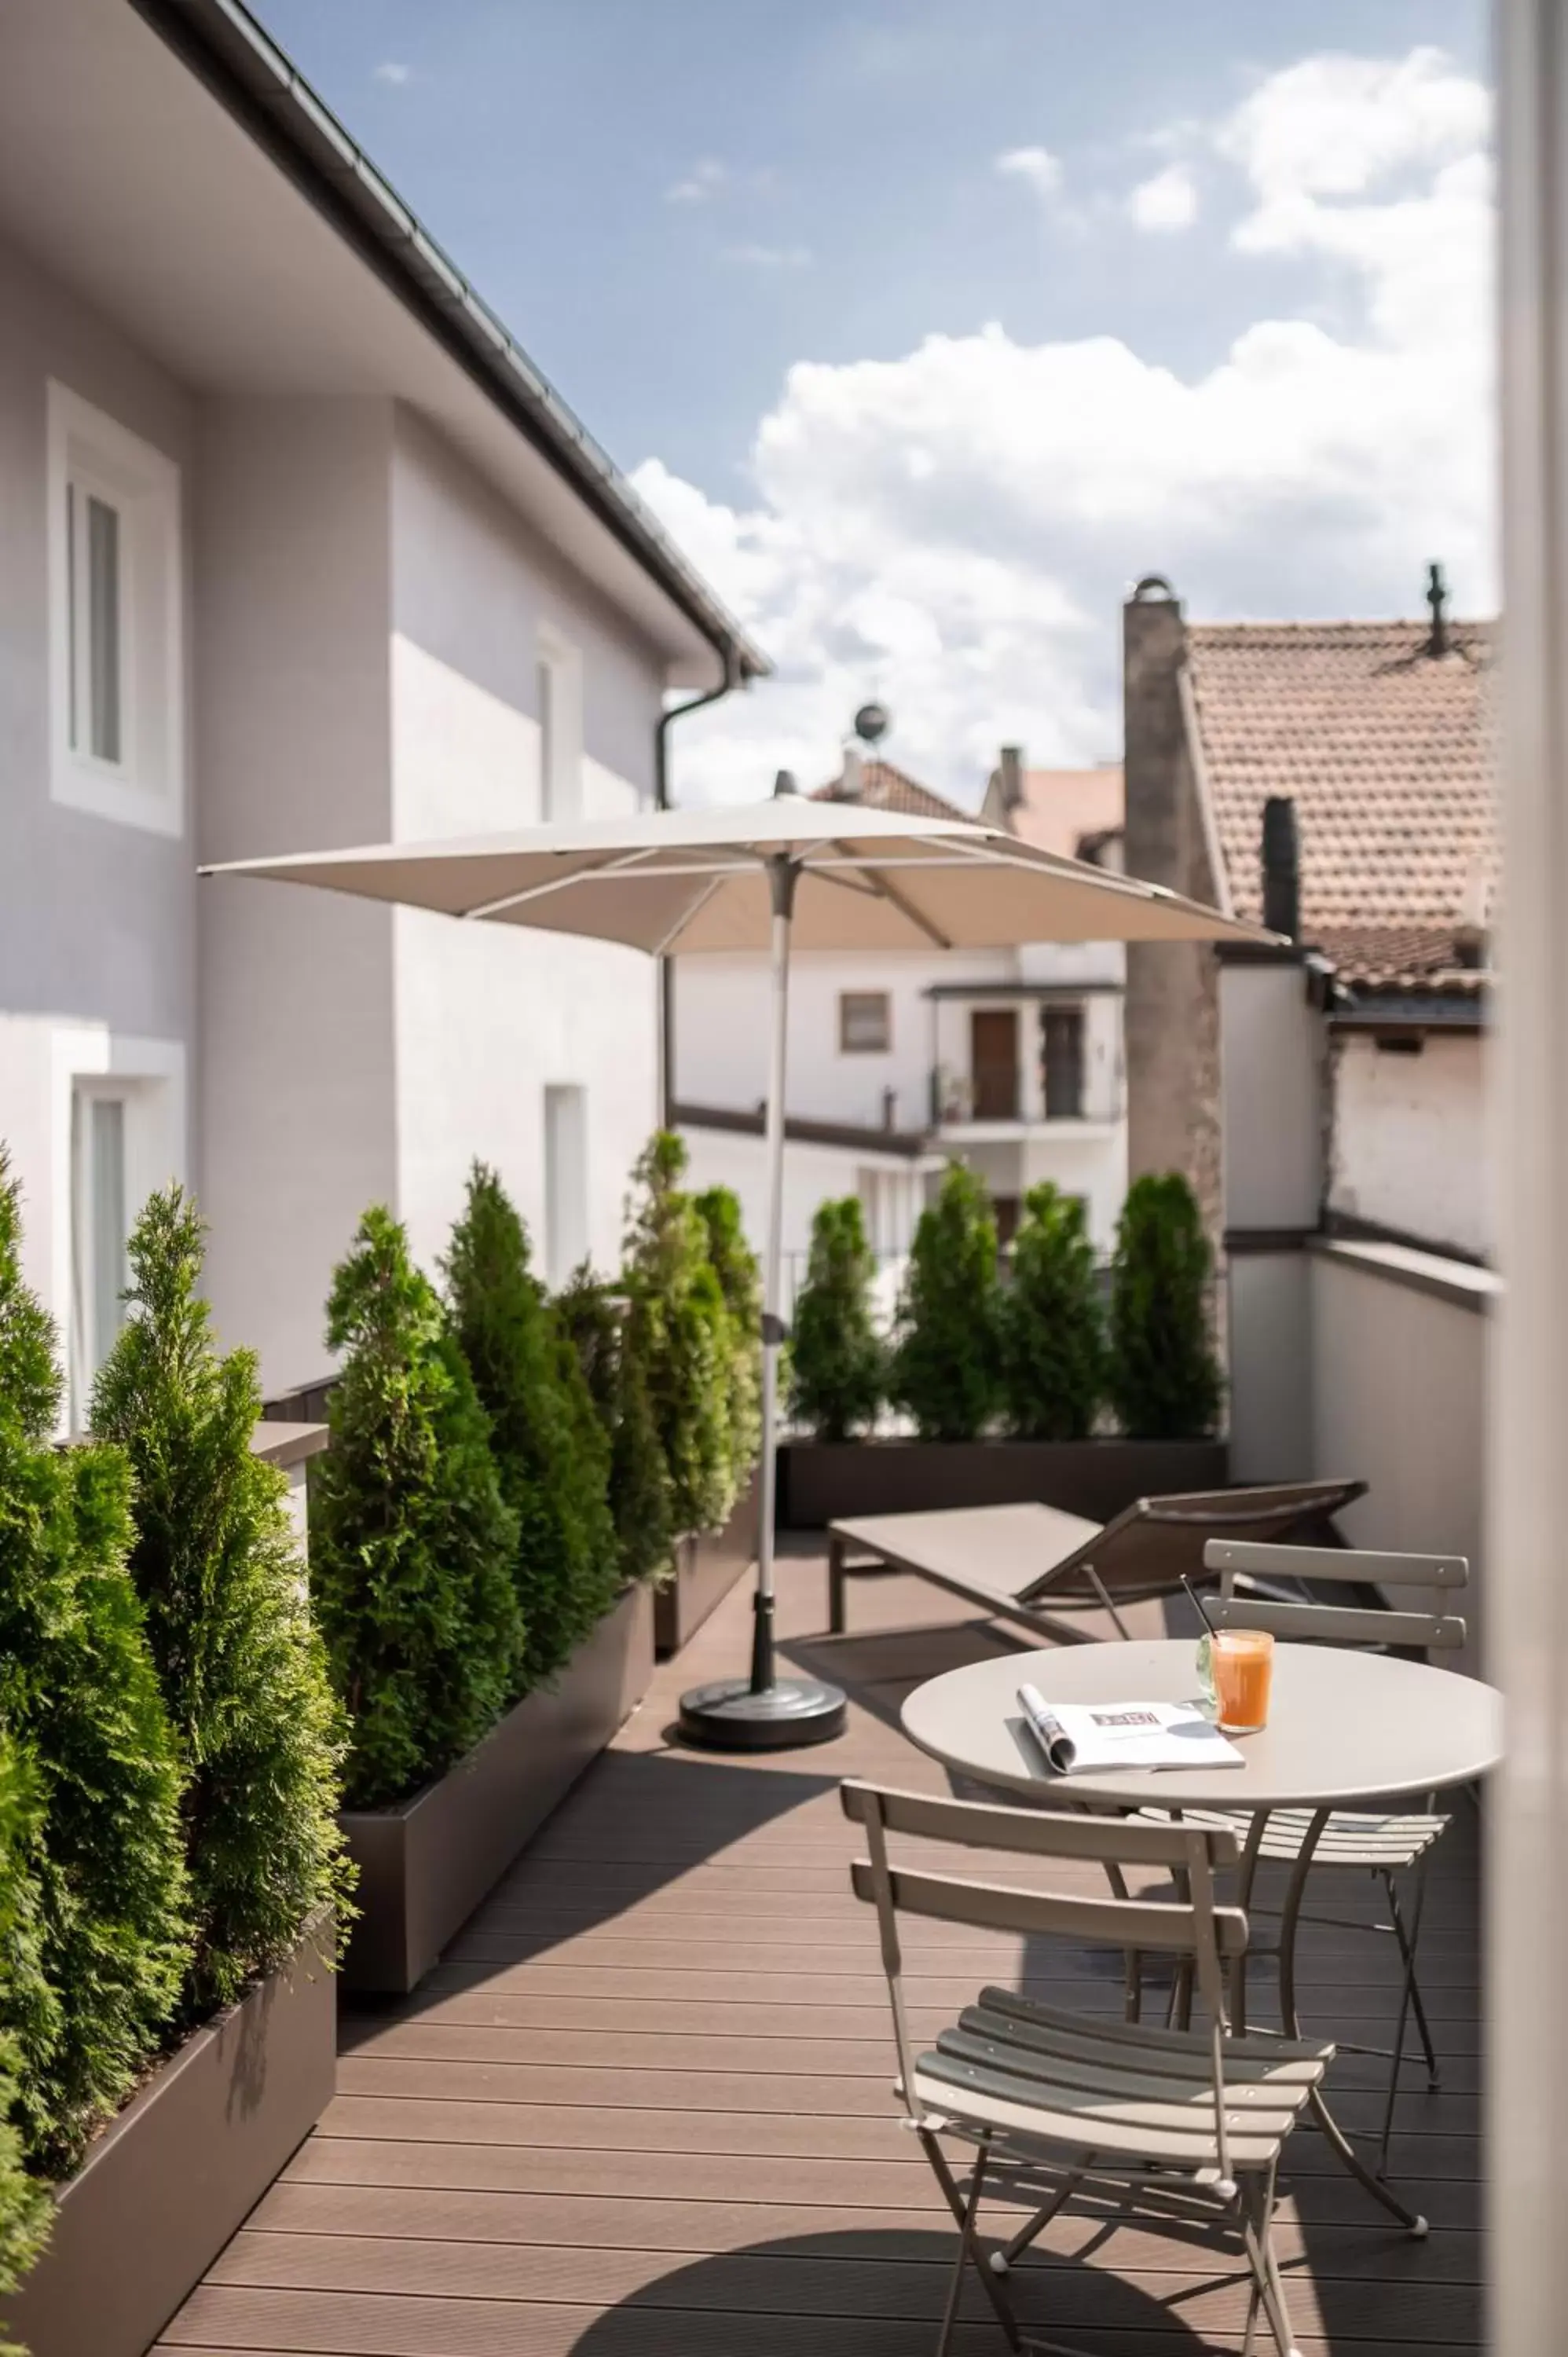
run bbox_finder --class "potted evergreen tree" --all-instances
[892,1164,1001,1441]
[1107,1174,1225,1440]
[997,1183,1106,1441]
[621,1132,734,1542]
[789,1197,885,1442]
[310,1206,523,1815]
[313,1205,654,1996]
[90,1186,352,2020]
[556,1266,674,1593]
[445,1164,618,1685]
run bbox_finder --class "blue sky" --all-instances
[258,1,1493,801]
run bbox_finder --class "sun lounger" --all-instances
[826,1478,1368,1647]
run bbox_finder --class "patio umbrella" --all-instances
[204,780,1271,1750]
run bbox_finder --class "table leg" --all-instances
[1229,1811,1269,2036]
[1277,1805,1429,2237]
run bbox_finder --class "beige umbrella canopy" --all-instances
[205,786,1271,1750]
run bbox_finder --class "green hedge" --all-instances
[998,1182,1106,1441]
[892,1164,1000,1441]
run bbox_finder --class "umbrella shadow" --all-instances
[564,2224,1218,2354]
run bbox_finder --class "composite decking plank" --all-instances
[163,1551,1484,2357]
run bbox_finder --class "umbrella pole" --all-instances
[677,853,847,1750]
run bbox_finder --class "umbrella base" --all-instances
[677,1673,848,1751]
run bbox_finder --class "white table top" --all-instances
[900,1637,1504,1811]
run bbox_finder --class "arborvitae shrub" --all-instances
[892,1164,1000,1441]
[694,1186,763,1486]
[310,1208,523,1809]
[789,1197,885,1442]
[0,1728,51,2332]
[556,1267,673,1589]
[622,1133,731,1535]
[445,1164,618,1683]
[997,1183,1107,1440]
[90,1188,353,2018]
[0,1155,190,2175]
[1107,1173,1225,1439]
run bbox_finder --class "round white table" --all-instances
[902,1637,1504,2231]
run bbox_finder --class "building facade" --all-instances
[675,753,1129,1273]
[0,0,760,1411]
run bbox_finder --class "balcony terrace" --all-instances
[159,1549,1482,2357]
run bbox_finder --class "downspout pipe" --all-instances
[655,646,746,1125]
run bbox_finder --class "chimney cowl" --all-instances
[998,744,1024,811]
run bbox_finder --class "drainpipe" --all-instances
[654,646,745,1127]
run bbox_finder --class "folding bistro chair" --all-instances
[843,1779,1332,2357]
[1147,1537,1467,2172]
[828,1479,1367,1647]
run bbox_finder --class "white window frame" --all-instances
[47,381,185,838]
[536,625,583,823]
[543,1083,589,1287]
[50,1028,186,1431]
[840,989,892,1054]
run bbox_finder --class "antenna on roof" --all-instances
[1426,561,1449,658]
[853,701,890,747]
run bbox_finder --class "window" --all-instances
[1042,1003,1086,1119]
[69,1087,129,1420]
[840,991,892,1054]
[536,628,583,821]
[48,382,184,834]
[544,1084,588,1286]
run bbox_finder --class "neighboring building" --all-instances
[675,744,1129,1281]
[1122,574,1494,1264]
[0,0,762,1413]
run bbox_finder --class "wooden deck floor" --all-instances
[159,1551,1484,2356]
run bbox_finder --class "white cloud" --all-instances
[1127,163,1199,233]
[637,47,1494,809]
[724,243,813,271]
[372,60,412,86]
[666,158,728,204]
[995,145,1065,202]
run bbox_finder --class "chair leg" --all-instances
[1377,1858,1438,2176]
[918,2129,1024,2354]
[1240,2165,1301,2357]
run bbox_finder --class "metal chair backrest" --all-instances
[841,1780,1249,2179]
[1205,1538,1468,1655]
[1017,1477,1368,1606]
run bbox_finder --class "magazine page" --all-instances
[1017,1684,1244,1776]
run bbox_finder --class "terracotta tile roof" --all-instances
[812,757,968,823]
[1189,620,1497,993]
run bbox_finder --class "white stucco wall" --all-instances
[1220,962,1326,1233]
[1330,1030,1490,1260]
[0,232,195,1347]
[195,397,399,1384]
[387,411,661,1291]
[676,937,1127,1248]
[678,1124,923,1319]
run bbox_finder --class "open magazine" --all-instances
[1018,1683,1244,1776]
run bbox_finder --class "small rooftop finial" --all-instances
[1426,561,1449,658]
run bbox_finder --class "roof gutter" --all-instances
[126,0,768,691]
[655,651,746,1125]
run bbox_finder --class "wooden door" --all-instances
[970,1009,1019,1120]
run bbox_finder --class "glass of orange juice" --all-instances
[1211,1629,1274,1733]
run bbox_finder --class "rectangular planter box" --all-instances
[778,1436,1229,1530]
[654,1464,760,1658]
[5,1921,335,2357]
[340,1578,655,1995]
